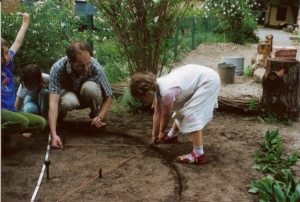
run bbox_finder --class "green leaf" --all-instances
[291,153,298,162]
[269,129,279,140]
[273,183,286,202]
[262,178,273,194]
[287,195,295,202]
[266,130,271,140]
[257,116,265,123]
[262,154,275,162]
[254,152,261,162]
[259,189,271,202]
[249,99,256,110]
[248,187,259,193]
[252,164,262,170]
[294,183,300,201]
[244,117,257,121]
[268,166,278,174]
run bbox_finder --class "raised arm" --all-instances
[10,13,30,54]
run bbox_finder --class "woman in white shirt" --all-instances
[15,64,50,122]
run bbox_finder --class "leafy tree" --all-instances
[88,0,189,76]
[204,0,259,44]
[1,0,88,74]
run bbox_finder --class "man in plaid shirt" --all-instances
[49,41,113,148]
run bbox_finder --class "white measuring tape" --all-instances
[30,134,51,202]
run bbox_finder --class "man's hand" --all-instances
[90,116,106,128]
[51,135,63,148]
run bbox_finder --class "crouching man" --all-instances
[48,41,113,148]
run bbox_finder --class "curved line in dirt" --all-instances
[106,132,187,199]
[149,145,187,197]
[45,126,186,200]
[30,134,51,202]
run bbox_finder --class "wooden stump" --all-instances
[260,59,300,120]
[265,34,273,52]
[257,43,271,55]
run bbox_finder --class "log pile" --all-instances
[110,83,128,97]
[272,46,297,61]
[252,35,273,83]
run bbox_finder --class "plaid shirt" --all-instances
[49,56,113,97]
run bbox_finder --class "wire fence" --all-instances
[174,16,226,61]
[1,14,227,71]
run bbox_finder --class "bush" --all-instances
[2,1,88,74]
[203,0,259,45]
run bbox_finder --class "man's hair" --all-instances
[66,41,93,63]
[20,64,44,87]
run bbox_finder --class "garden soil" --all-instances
[1,28,300,202]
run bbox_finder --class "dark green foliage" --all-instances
[249,129,299,202]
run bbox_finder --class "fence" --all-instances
[1,14,226,71]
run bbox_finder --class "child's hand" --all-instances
[22,13,30,25]
[152,137,160,145]
[158,132,166,139]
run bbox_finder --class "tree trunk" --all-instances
[260,59,300,120]
[218,96,259,114]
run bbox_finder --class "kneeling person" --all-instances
[49,41,113,148]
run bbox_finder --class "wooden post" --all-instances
[260,59,300,121]
[265,34,273,52]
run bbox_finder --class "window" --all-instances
[75,0,97,15]
[276,6,287,21]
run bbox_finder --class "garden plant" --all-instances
[203,0,259,44]
[249,129,300,202]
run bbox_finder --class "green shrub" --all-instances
[244,65,253,77]
[203,0,259,45]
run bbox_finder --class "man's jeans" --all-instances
[23,88,50,119]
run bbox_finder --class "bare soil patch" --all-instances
[1,42,300,202]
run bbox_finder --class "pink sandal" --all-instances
[176,152,207,164]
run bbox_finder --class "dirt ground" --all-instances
[1,30,300,202]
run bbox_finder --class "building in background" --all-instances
[2,0,97,15]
